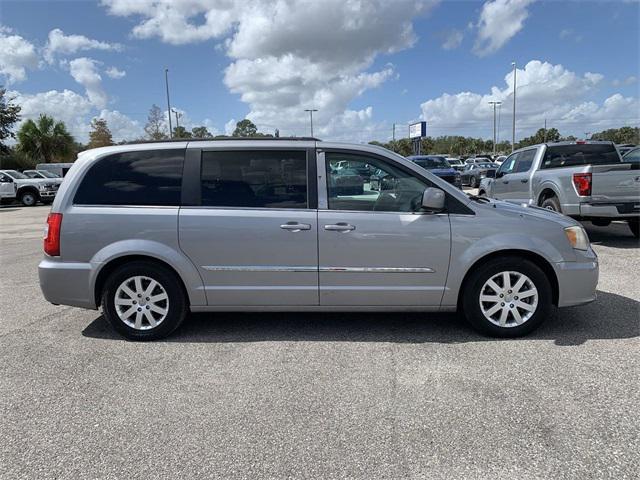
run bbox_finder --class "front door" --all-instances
[179,148,319,306]
[0,174,15,198]
[318,151,451,306]
[491,152,519,199]
[504,148,537,203]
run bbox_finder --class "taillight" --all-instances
[44,213,62,256]
[572,173,592,197]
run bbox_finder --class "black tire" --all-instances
[101,261,188,341]
[470,176,478,188]
[462,256,553,337]
[628,219,640,239]
[478,190,487,197]
[19,190,39,207]
[541,196,561,213]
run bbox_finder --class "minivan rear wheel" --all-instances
[462,256,552,337]
[102,261,188,340]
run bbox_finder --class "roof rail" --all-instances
[122,136,320,145]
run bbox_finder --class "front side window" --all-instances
[74,149,184,206]
[39,170,60,178]
[326,152,428,212]
[498,153,518,175]
[24,171,40,178]
[201,150,307,209]
[514,149,536,173]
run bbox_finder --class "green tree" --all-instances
[87,118,113,149]
[517,127,562,149]
[591,127,639,144]
[0,87,21,154]
[232,119,258,137]
[191,126,211,138]
[173,126,192,139]
[17,114,74,163]
[144,104,167,140]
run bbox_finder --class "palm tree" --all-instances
[17,114,74,163]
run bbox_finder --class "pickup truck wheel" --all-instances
[19,190,38,207]
[102,261,188,341]
[628,219,639,239]
[541,196,561,213]
[463,256,552,337]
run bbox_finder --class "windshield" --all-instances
[38,170,60,178]
[478,163,498,168]
[4,170,28,179]
[413,157,449,169]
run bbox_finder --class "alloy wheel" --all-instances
[114,275,169,330]
[479,271,538,327]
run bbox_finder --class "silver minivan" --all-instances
[39,139,599,340]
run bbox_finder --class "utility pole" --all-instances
[392,123,396,141]
[488,101,502,155]
[304,109,318,137]
[543,118,547,142]
[165,68,173,138]
[511,62,517,152]
[171,108,181,129]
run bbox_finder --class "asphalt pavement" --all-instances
[0,205,638,479]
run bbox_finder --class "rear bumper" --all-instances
[38,258,96,309]
[554,257,599,307]
[578,202,640,218]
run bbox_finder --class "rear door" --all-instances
[317,150,451,306]
[178,147,319,306]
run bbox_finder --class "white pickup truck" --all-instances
[0,169,59,206]
[479,141,640,238]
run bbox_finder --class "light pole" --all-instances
[511,62,517,152]
[304,109,318,137]
[165,68,173,138]
[171,108,181,129]
[488,101,502,155]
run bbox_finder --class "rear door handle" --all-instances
[324,223,356,232]
[280,222,311,232]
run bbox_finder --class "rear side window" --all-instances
[201,150,307,208]
[514,149,536,173]
[541,144,620,169]
[74,149,184,206]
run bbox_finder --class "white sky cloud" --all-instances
[612,75,637,87]
[473,0,535,57]
[441,29,463,50]
[418,60,637,139]
[97,109,143,141]
[0,26,39,84]
[105,66,126,79]
[68,57,108,108]
[44,28,122,63]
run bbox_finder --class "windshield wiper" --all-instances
[467,194,491,203]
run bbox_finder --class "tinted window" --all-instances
[201,150,307,208]
[412,157,449,169]
[74,149,184,206]
[514,150,536,173]
[498,153,518,175]
[327,153,428,212]
[541,144,620,169]
[623,148,640,163]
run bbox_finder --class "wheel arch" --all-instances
[537,186,559,206]
[457,249,559,309]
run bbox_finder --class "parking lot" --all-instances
[0,204,638,478]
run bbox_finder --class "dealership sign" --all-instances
[409,121,426,139]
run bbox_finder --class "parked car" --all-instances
[39,139,598,340]
[407,155,462,188]
[334,160,373,181]
[478,141,640,237]
[494,155,507,164]
[616,144,637,157]
[460,162,500,188]
[622,147,640,163]
[0,169,59,206]
[465,155,493,164]
[0,171,18,203]
[445,157,465,172]
[36,162,74,178]
[328,167,365,195]
[23,169,64,185]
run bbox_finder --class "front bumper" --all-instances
[38,258,96,309]
[554,256,599,307]
[39,190,57,199]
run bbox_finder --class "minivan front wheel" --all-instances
[102,261,188,340]
[463,257,552,337]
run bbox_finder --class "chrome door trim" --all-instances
[316,150,328,209]
[202,265,317,272]
[319,266,435,273]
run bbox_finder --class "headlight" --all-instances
[38,184,46,190]
[564,226,590,251]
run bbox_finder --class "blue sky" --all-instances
[1,0,638,143]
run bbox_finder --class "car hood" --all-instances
[484,198,579,228]
[427,168,458,176]
[13,178,47,184]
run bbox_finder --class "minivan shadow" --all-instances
[82,290,639,346]
[582,222,639,249]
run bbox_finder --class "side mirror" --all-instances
[486,169,496,178]
[495,170,504,178]
[421,187,445,212]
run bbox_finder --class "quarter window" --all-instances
[74,149,185,206]
[326,152,428,212]
[200,150,307,208]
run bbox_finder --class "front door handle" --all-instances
[280,222,311,232]
[520,179,529,183]
[324,223,356,232]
